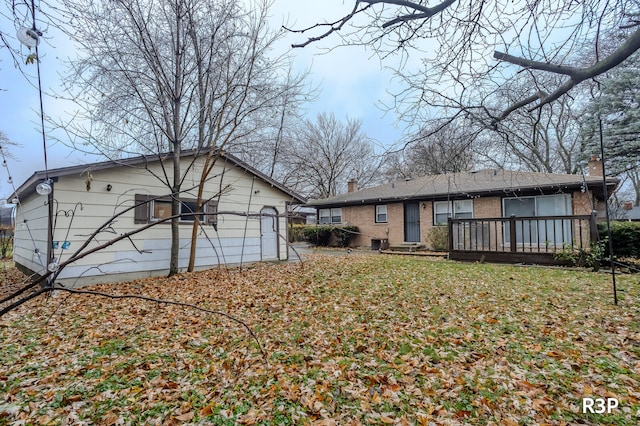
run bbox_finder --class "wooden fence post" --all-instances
[509,215,517,252]
[590,211,599,244]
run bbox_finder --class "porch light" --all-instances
[36,179,53,196]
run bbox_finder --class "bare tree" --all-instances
[384,120,475,180]
[53,0,306,274]
[288,1,640,127]
[479,75,586,174]
[283,112,383,199]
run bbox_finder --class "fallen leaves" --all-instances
[1,255,639,424]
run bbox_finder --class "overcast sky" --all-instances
[0,0,409,196]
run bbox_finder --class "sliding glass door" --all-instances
[503,194,572,246]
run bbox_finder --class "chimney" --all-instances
[347,178,358,193]
[588,155,603,177]
[624,201,633,210]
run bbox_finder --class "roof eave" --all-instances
[307,177,620,208]
[10,148,306,204]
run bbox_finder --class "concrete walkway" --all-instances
[289,243,376,260]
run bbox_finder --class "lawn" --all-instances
[1,255,639,425]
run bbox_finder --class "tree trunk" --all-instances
[169,143,181,276]
[187,153,217,272]
[187,167,206,272]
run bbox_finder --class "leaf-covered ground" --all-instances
[1,255,639,425]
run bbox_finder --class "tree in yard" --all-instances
[478,74,586,175]
[282,112,384,199]
[383,119,476,180]
[580,48,640,205]
[53,0,307,274]
[288,1,640,128]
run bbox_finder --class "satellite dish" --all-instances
[16,27,40,48]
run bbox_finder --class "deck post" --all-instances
[448,218,454,252]
[509,215,517,253]
[589,211,598,244]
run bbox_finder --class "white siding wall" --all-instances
[13,191,49,276]
[15,156,293,286]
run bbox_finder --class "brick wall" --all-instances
[342,192,592,248]
[572,191,595,216]
[343,204,389,247]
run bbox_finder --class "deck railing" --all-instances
[448,214,598,264]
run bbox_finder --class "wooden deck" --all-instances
[448,214,598,265]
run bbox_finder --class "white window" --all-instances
[319,208,342,224]
[375,205,387,223]
[434,200,473,225]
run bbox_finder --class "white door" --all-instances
[260,207,278,260]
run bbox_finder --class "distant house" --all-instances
[288,206,317,225]
[308,157,618,262]
[11,150,305,286]
[620,201,640,221]
[0,203,14,227]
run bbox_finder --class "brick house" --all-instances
[308,158,618,254]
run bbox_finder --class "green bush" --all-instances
[300,225,359,247]
[0,226,13,259]
[554,241,606,271]
[289,224,306,243]
[427,225,449,251]
[303,226,333,246]
[598,221,640,258]
[333,226,359,248]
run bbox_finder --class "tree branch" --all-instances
[493,51,581,77]
[287,3,366,48]
[375,0,457,28]
[493,27,640,122]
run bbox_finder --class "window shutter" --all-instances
[206,199,219,229]
[134,194,150,224]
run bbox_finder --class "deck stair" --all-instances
[388,243,425,252]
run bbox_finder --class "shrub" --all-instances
[427,225,449,251]
[0,225,13,259]
[333,226,359,248]
[598,221,640,258]
[289,225,306,243]
[300,225,359,247]
[302,226,333,246]
[554,240,606,271]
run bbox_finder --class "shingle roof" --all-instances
[623,205,640,221]
[308,169,618,207]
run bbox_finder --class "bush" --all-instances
[0,225,13,259]
[427,225,449,251]
[598,221,640,258]
[300,225,359,247]
[333,226,359,248]
[303,226,333,246]
[554,241,606,271]
[288,225,306,243]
